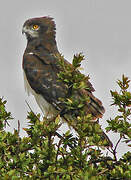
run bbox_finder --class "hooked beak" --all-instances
[22,29,24,35]
[22,26,27,35]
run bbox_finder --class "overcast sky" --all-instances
[0,0,130,157]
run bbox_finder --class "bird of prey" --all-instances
[22,16,112,146]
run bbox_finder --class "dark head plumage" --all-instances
[22,16,56,41]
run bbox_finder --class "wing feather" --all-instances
[23,52,105,120]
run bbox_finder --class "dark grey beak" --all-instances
[22,26,26,35]
[22,30,24,35]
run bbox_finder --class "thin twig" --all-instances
[114,135,122,152]
[97,169,109,175]
[55,139,62,171]
[4,119,10,127]
[88,157,114,165]
[18,120,20,135]
[112,135,122,161]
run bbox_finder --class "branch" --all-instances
[112,135,122,161]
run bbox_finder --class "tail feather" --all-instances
[61,87,112,147]
[80,89,105,120]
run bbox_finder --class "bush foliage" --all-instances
[0,54,130,179]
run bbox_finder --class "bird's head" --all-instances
[22,16,56,41]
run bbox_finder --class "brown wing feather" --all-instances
[53,55,105,120]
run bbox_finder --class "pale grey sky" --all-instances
[0,0,130,157]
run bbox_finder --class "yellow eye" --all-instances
[32,25,39,30]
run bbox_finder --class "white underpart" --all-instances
[28,52,34,55]
[23,71,58,118]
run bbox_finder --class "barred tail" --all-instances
[80,89,105,120]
